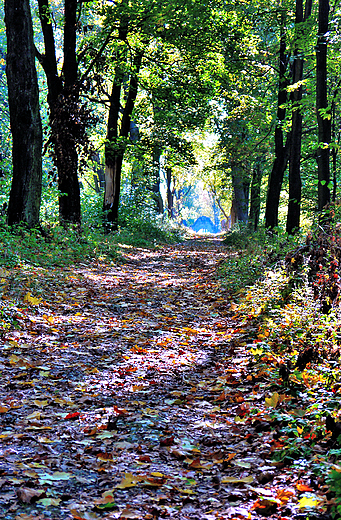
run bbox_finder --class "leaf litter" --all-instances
[0,238,330,519]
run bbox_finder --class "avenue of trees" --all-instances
[2,0,341,234]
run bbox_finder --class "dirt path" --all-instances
[0,239,306,519]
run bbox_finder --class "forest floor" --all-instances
[0,236,332,520]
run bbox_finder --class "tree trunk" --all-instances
[316,0,331,211]
[37,0,81,226]
[265,7,290,230]
[249,160,262,232]
[231,163,249,223]
[166,167,174,219]
[286,0,312,234]
[104,51,143,230]
[6,0,42,227]
[151,145,164,214]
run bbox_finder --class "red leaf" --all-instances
[64,412,81,420]
[160,436,174,446]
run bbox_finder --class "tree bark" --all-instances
[104,51,143,230]
[231,163,249,223]
[166,167,174,218]
[249,159,263,231]
[37,0,81,226]
[286,0,313,234]
[265,6,290,230]
[6,0,42,227]
[316,0,331,211]
[151,145,164,214]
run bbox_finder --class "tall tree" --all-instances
[316,0,331,211]
[103,4,144,229]
[286,0,313,234]
[36,0,81,225]
[265,4,290,230]
[5,0,42,227]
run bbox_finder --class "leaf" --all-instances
[119,508,142,519]
[70,510,101,520]
[64,412,81,420]
[16,487,45,503]
[37,498,61,506]
[94,489,117,510]
[115,473,143,489]
[0,406,9,413]
[298,496,320,508]
[24,293,42,306]
[296,483,313,492]
[26,411,41,420]
[97,452,113,461]
[160,436,175,446]
[221,476,253,484]
[33,400,49,408]
[265,392,279,408]
[38,471,73,484]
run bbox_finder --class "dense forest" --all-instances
[1,0,340,234]
[3,1,341,520]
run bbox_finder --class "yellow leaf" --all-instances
[297,426,303,435]
[0,406,9,413]
[298,496,320,508]
[9,354,21,364]
[26,411,41,420]
[115,473,143,489]
[221,476,253,484]
[33,400,49,408]
[24,293,42,306]
[43,315,54,324]
[265,392,280,408]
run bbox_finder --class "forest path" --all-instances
[0,237,296,519]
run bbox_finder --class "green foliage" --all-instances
[219,225,303,294]
[116,190,184,247]
[327,470,341,519]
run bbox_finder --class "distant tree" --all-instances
[5,0,42,227]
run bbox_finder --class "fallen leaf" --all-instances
[120,508,142,519]
[33,400,49,408]
[37,498,61,506]
[16,487,45,504]
[24,293,42,306]
[297,483,313,492]
[298,496,320,508]
[115,473,143,489]
[265,392,280,408]
[64,412,81,420]
[70,510,101,520]
[221,476,254,484]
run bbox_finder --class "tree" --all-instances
[316,0,331,211]
[36,0,81,225]
[286,0,313,234]
[5,0,42,227]
[99,0,218,229]
[265,3,291,230]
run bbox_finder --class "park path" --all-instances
[0,238,298,519]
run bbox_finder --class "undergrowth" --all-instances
[0,217,182,269]
[220,218,341,518]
